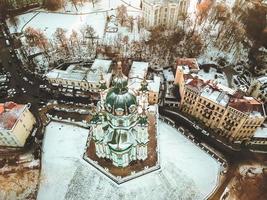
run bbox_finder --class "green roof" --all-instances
[90,112,106,123]
[139,116,148,125]
[99,82,107,90]
[140,80,149,92]
[105,87,137,115]
[112,72,128,90]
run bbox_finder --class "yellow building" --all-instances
[247,76,267,104]
[148,76,161,104]
[141,0,189,28]
[175,59,266,142]
[127,61,161,105]
[0,102,36,147]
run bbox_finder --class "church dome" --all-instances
[112,74,128,89]
[105,87,137,116]
[104,61,137,116]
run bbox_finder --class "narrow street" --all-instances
[0,36,43,110]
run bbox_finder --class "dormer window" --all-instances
[115,108,124,116]
[129,105,137,113]
[105,104,112,112]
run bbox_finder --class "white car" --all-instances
[202,130,209,136]
[5,39,10,46]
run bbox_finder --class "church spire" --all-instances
[117,61,123,74]
[112,61,128,92]
[99,67,107,91]
[140,77,148,93]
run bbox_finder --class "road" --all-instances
[0,36,43,111]
[159,106,267,200]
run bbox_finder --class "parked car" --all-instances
[5,39,10,46]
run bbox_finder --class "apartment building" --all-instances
[0,102,36,147]
[127,61,161,105]
[175,58,266,142]
[46,59,113,93]
[148,75,161,104]
[141,0,190,28]
[247,76,267,103]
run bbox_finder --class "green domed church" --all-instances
[90,62,149,167]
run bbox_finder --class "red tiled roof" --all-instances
[176,58,199,70]
[186,77,206,91]
[0,102,25,130]
[228,97,264,115]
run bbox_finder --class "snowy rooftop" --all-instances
[148,76,161,93]
[87,72,112,84]
[163,68,175,82]
[176,58,199,72]
[128,61,149,80]
[186,76,266,116]
[257,76,267,85]
[200,86,230,107]
[91,59,112,73]
[128,78,143,91]
[254,124,267,138]
[87,59,112,83]
[46,59,112,83]
[0,102,26,130]
[216,83,236,95]
[128,61,149,91]
[177,65,191,74]
[46,67,87,81]
[197,67,229,87]
[38,121,221,200]
[228,97,266,117]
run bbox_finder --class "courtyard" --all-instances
[37,120,221,200]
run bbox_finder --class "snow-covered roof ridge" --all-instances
[128,61,149,91]
[46,59,112,83]
[148,75,161,92]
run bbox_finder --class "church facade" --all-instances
[90,62,150,167]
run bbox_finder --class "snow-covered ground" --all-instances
[198,67,229,86]
[7,0,142,39]
[254,123,267,138]
[37,122,88,200]
[37,121,221,200]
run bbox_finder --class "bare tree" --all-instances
[180,12,188,30]
[196,0,214,23]
[53,28,69,55]
[9,16,20,32]
[70,0,87,11]
[80,25,96,45]
[128,16,134,32]
[24,27,49,51]
[44,0,64,11]
[116,5,128,26]
[137,16,144,33]
[212,2,230,26]
[70,29,81,56]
